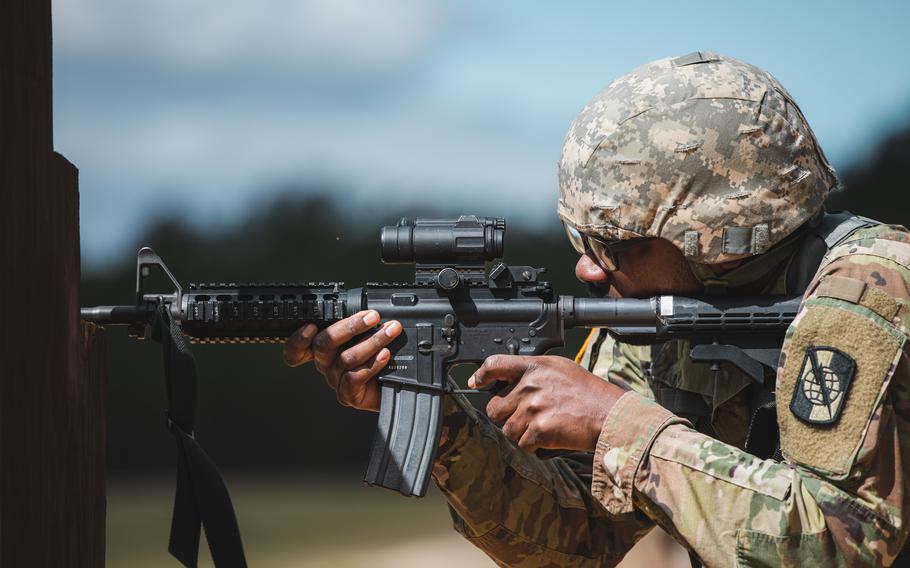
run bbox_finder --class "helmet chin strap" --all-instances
[686,262,731,295]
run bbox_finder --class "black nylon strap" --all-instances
[153,306,247,568]
[653,385,712,427]
[745,386,781,461]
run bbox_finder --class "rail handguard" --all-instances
[82,215,800,497]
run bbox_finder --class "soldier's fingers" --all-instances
[500,407,531,446]
[312,310,381,367]
[323,366,341,391]
[283,323,318,367]
[468,355,534,389]
[517,425,543,453]
[337,349,391,408]
[486,388,521,423]
[336,321,402,371]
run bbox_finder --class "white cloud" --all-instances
[54,0,443,73]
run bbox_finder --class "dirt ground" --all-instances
[106,474,689,567]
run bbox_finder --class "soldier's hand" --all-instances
[469,355,624,453]
[283,310,402,412]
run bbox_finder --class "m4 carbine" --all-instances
[82,215,800,498]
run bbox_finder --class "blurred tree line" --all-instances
[826,123,910,221]
[83,122,909,474]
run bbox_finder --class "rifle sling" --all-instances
[152,305,247,568]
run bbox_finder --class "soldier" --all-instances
[284,52,910,566]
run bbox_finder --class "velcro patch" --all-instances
[813,275,900,321]
[789,347,855,425]
[814,275,866,304]
[671,51,720,67]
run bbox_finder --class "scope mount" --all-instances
[412,262,483,289]
[412,261,552,298]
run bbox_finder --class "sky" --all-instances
[53,0,910,265]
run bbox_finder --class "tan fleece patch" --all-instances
[778,302,903,477]
[860,286,900,322]
[814,275,866,304]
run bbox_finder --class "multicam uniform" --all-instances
[433,222,910,567]
[431,53,910,566]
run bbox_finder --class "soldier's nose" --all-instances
[575,253,609,283]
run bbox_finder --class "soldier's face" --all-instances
[574,238,702,298]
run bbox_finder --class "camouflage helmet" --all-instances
[557,51,838,265]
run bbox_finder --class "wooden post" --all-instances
[0,1,106,566]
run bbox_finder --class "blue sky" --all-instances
[53,0,910,265]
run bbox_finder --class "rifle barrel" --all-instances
[80,305,145,325]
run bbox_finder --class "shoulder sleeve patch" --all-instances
[778,299,904,477]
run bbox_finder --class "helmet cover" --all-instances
[557,51,837,264]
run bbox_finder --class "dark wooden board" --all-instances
[0,1,106,565]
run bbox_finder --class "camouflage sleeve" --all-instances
[433,393,653,567]
[590,236,910,566]
[580,329,653,398]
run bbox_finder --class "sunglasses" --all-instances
[562,222,647,271]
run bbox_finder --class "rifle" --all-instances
[82,215,799,498]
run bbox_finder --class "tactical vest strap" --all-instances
[653,386,712,429]
[786,210,878,294]
[745,386,781,460]
[815,211,878,249]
